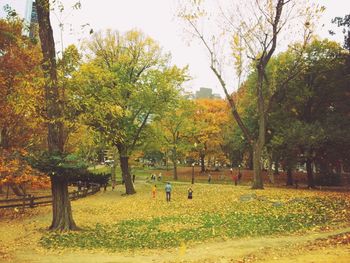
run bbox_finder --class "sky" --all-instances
[1,0,349,97]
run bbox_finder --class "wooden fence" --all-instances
[0,183,100,209]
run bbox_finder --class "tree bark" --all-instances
[172,146,178,180]
[306,157,315,188]
[273,161,279,175]
[200,152,205,173]
[252,68,266,189]
[49,176,78,231]
[117,144,136,194]
[267,153,274,184]
[37,0,77,231]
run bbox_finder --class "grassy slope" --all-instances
[40,181,350,251]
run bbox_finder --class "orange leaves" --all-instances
[0,17,44,150]
[0,149,50,190]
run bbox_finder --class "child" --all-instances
[188,187,193,199]
[152,185,157,198]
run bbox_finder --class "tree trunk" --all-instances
[0,127,9,148]
[111,149,118,188]
[252,68,265,189]
[252,142,264,189]
[247,148,253,170]
[172,146,178,180]
[273,161,279,175]
[117,144,135,194]
[200,153,205,173]
[267,154,274,184]
[37,0,77,231]
[120,156,135,194]
[286,167,293,186]
[306,157,314,188]
[49,176,78,231]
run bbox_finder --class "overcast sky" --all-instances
[1,0,349,96]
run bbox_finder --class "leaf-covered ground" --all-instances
[40,182,350,251]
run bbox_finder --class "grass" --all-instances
[40,182,350,251]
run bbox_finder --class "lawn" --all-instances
[40,181,350,251]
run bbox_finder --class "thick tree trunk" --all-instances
[200,153,205,173]
[306,158,314,188]
[120,156,135,194]
[49,176,78,231]
[117,144,135,194]
[286,167,293,186]
[37,0,77,231]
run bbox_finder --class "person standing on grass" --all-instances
[208,173,212,184]
[165,182,172,202]
[152,184,157,198]
[188,187,193,199]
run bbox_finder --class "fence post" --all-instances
[29,195,35,208]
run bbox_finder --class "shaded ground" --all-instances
[1,180,349,262]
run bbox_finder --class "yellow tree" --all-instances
[192,99,229,172]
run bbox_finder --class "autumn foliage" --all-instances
[0,17,48,195]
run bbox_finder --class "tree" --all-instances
[191,99,229,172]
[331,14,350,51]
[0,15,46,195]
[156,98,195,180]
[266,39,350,187]
[179,0,315,188]
[36,0,78,230]
[72,30,187,194]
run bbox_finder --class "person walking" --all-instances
[165,182,172,202]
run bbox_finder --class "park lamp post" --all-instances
[191,162,195,184]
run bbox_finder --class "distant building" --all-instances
[24,0,38,38]
[195,87,221,99]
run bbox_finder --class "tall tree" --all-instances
[179,0,315,188]
[36,0,78,230]
[72,30,187,194]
